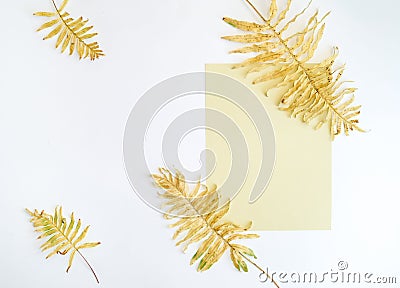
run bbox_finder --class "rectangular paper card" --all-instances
[205,64,332,230]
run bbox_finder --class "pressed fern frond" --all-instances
[152,168,280,287]
[222,0,364,139]
[34,0,104,60]
[26,207,101,283]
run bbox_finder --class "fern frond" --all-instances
[153,168,265,274]
[222,0,364,139]
[34,0,104,60]
[26,206,101,283]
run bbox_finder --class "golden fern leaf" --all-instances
[34,0,104,60]
[152,168,280,279]
[222,0,364,139]
[26,206,101,283]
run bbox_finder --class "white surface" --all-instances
[1,0,400,287]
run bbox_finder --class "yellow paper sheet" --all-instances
[206,64,331,230]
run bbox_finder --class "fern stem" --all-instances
[75,249,100,284]
[243,0,360,134]
[243,0,267,22]
[239,252,281,288]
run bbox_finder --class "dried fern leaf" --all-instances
[153,168,262,273]
[222,0,364,139]
[34,0,104,60]
[26,206,101,283]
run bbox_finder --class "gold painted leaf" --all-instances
[43,24,63,40]
[34,12,56,17]
[34,0,104,61]
[222,0,364,139]
[26,206,101,283]
[223,17,267,32]
[268,0,278,23]
[153,168,263,273]
[37,18,60,31]
[55,28,68,48]
[221,33,273,43]
[59,0,69,12]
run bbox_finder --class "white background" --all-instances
[1,0,400,287]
